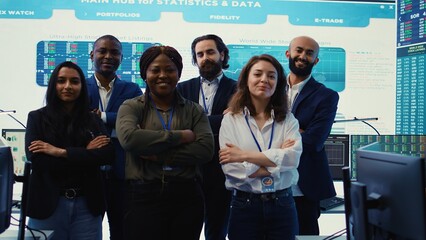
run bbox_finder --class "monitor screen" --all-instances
[325,134,350,180]
[1,129,27,176]
[350,135,426,179]
[350,142,426,239]
[0,146,14,234]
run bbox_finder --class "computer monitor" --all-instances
[350,135,426,179]
[350,142,426,239]
[0,146,14,234]
[1,129,27,176]
[325,134,350,180]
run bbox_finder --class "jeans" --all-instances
[28,197,102,240]
[228,188,298,240]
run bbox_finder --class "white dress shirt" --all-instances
[95,76,115,123]
[199,73,222,116]
[219,108,303,193]
[286,75,311,111]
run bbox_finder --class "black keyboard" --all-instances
[320,196,345,211]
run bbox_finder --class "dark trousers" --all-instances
[203,184,231,240]
[228,188,298,240]
[124,179,204,240]
[102,171,125,240]
[294,196,321,235]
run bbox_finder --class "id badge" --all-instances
[261,176,275,192]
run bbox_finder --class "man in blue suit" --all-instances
[286,36,339,235]
[177,34,236,240]
[87,35,143,240]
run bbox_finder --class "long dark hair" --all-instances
[228,54,288,122]
[43,61,96,145]
[191,34,230,69]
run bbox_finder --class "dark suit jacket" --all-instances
[177,75,237,186]
[291,77,339,201]
[86,76,142,179]
[25,108,115,219]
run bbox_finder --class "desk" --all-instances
[0,230,53,239]
[322,203,345,214]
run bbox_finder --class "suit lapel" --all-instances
[106,78,124,111]
[87,76,101,110]
[292,77,318,113]
[191,77,202,103]
[211,76,231,114]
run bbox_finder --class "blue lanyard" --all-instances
[98,98,104,112]
[149,95,174,130]
[244,115,275,152]
[199,82,209,114]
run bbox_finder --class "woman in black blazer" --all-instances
[25,61,114,240]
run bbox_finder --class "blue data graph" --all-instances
[225,45,346,92]
[36,40,159,88]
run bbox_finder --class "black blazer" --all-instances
[291,77,339,201]
[25,108,115,219]
[177,75,237,185]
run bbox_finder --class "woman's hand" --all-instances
[219,143,245,164]
[281,139,295,149]
[28,140,66,157]
[86,135,110,150]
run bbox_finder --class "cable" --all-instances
[0,109,26,129]
[322,228,346,240]
[334,117,380,135]
[9,215,48,239]
[27,226,48,240]
[358,119,380,135]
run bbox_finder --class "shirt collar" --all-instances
[200,72,223,85]
[286,74,311,92]
[94,75,116,89]
[243,106,275,120]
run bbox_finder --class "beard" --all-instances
[288,57,315,77]
[199,59,223,80]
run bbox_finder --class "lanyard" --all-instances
[199,82,209,114]
[149,95,174,130]
[98,98,104,112]
[244,115,275,152]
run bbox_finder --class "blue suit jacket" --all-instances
[291,77,339,201]
[87,76,143,179]
[177,75,237,186]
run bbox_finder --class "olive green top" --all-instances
[116,92,214,181]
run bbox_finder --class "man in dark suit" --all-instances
[177,34,236,240]
[285,36,339,235]
[87,35,143,240]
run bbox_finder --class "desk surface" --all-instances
[0,229,53,239]
[322,203,345,214]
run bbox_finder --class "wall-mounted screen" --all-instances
[0,0,398,136]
